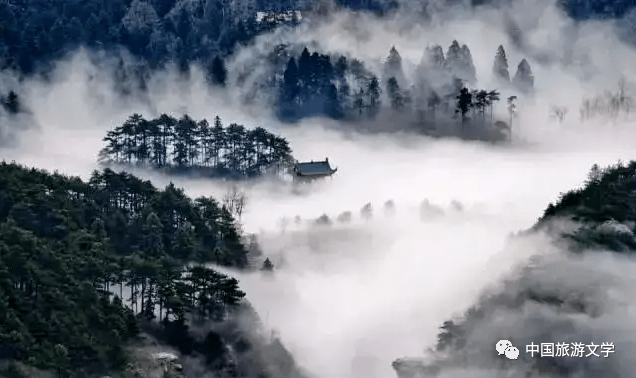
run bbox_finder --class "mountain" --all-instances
[393,160,636,377]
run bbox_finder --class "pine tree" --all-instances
[367,77,381,118]
[487,90,500,121]
[142,212,164,258]
[338,81,351,115]
[493,45,510,82]
[334,56,348,79]
[353,88,365,117]
[459,44,476,84]
[297,47,312,88]
[387,77,404,110]
[456,87,473,122]
[474,90,488,119]
[384,46,406,86]
[261,258,274,271]
[325,83,343,119]
[513,59,534,93]
[282,57,299,103]
[210,56,227,86]
[425,45,445,68]
[446,41,476,84]
[4,90,19,113]
[211,116,225,169]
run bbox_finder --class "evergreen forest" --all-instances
[0,162,251,377]
[99,113,295,179]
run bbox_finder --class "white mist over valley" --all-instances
[2,0,636,377]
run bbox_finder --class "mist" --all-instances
[2,0,636,377]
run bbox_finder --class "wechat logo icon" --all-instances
[496,340,519,360]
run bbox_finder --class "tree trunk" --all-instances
[140,278,145,316]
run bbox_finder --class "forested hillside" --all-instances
[99,113,295,179]
[536,161,636,252]
[271,43,529,140]
[393,161,636,377]
[1,0,633,78]
[0,162,253,377]
[0,0,280,75]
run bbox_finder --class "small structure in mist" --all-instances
[292,158,338,182]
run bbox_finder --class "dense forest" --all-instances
[394,160,636,377]
[536,160,636,252]
[0,0,632,78]
[0,0,282,75]
[0,162,255,377]
[276,47,381,121]
[274,43,530,139]
[99,113,295,179]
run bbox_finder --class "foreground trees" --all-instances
[0,162,249,376]
[99,114,294,178]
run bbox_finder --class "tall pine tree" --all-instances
[493,45,510,82]
[210,56,228,86]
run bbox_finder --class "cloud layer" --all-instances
[1,0,636,377]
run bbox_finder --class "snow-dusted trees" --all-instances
[122,0,160,35]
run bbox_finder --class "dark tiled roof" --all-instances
[294,160,336,176]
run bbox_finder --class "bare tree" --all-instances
[579,78,634,121]
[550,105,567,124]
[223,185,247,220]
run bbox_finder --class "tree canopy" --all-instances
[99,113,295,179]
[536,160,636,252]
[0,162,250,376]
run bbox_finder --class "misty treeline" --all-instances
[0,0,633,106]
[539,160,636,251]
[0,162,257,376]
[99,113,294,179]
[394,160,636,378]
[274,44,531,132]
[579,78,634,121]
[0,0,631,75]
[0,0,304,75]
[276,46,382,120]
